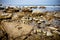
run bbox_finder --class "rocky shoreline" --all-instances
[0,6,60,40]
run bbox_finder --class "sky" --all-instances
[0,0,60,6]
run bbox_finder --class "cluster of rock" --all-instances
[0,6,60,40]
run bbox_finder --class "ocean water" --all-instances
[30,6,60,11]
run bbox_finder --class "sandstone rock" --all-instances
[32,9,46,14]
[53,30,60,35]
[54,12,60,18]
[48,27,58,31]
[21,8,32,12]
[37,29,41,33]
[2,21,33,38]
[3,7,20,13]
[32,10,46,17]
[12,12,25,20]
[45,12,54,21]
[46,31,53,36]
[0,12,12,19]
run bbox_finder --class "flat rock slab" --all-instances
[2,21,33,38]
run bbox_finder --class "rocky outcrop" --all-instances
[1,21,34,39]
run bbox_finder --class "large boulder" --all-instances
[1,21,33,38]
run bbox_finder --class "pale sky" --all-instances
[0,0,60,6]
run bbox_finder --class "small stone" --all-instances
[46,31,53,36]
[37,29,41,33]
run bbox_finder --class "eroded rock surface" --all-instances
[1,21,33,39]
[0,6,60,40]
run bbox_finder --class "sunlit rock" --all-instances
[0,12,12,19]
[1,21,33,38]
[54,12,60,18]
[46,31,53,36]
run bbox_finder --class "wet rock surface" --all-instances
[0,6,60,40]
